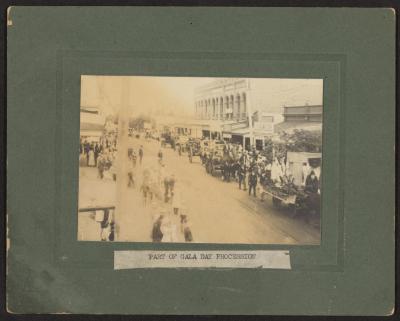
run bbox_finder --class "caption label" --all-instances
[114,250,291,269]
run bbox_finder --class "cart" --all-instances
[160,132,175,149]
[261,184,320,217]
[205,156,224,176]
[187,139,201,163]
[261,185,297,211]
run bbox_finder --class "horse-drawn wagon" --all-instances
[187,138,202,163]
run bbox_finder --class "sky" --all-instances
[81,75,323,118]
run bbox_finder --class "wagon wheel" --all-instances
[288,203,297,218]
[272,196,282,208]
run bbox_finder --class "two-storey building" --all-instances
[274,104,323,133]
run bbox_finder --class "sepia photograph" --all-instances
[5,5,396,316]
[78,76,323,244]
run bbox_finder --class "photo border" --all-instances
[54,50,345,272]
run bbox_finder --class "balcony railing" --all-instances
[283,105,323,115]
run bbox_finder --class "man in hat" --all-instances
[304,170,320,216]
[248,170,258,197]
[305,170,319,194]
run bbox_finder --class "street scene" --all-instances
[78,76,323,244]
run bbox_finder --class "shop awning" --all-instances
[274,121,322,133]
[230,128,250,136]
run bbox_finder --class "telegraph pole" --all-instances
[246,79,255,149]
[114,76,130,241]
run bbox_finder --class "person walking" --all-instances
[141,169,153,205]
[248,170,258,197]
[131,150,137,167]
[242,165,248,191]
[180,214,193,242]
[97,156,105,179]
[110,162,117,181]
[151,214,164,243]
[160,215,177,243]
[140,182,151,206]
[238,165,245,190]
[127,161,135,188]
[84,142,90,166]
[138,145,144,165]
[158,149,163,165]
[94,143,100,166]
[88,148,95,167]
[158,164,166,187]
[169,174,176,199]
[188,145,193,163]
[163,173,176,203]
[222,160,227,181]
[163,175,170,203]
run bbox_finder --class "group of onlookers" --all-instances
[80,140,103,167]
[200,142,320,202]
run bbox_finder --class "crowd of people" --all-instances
[122,142,194,243]
[154,132,321,216]
[157,132,321,217]
[80,135,119,180]
[81,127,321,242]
[200,143,319,194]
[79,140,102,167]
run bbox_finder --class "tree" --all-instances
[280,129,322,153]
[262,138,274,164]
[261,130,322,165]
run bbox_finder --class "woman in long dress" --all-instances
[160,216,173,242]
[88,149,95,167]
[159,208,181,243]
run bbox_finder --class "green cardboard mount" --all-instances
[7,7,395,315]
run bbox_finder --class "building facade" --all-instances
[194,78,249,121]
[168,79,322,150]
[282,104,322,122]
[274,104,323,133]
[192,78,284,149]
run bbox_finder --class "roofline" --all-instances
[283,104,323,108]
